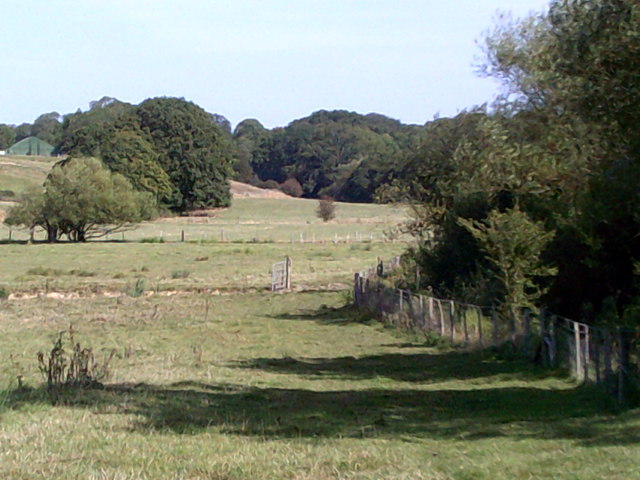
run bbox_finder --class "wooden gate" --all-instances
[271,256,292,291]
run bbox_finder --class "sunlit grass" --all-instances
[0,291,638,480]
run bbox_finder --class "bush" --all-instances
[260,179,280,190]
[280,178,303,197]
[317,196,336,222]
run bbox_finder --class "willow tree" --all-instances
[5,157,155,242]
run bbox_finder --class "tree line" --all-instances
[2,101,427,205]
[389,0,640,329]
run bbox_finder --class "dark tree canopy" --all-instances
[0,124,16,150]
[31,112,63,146]
[55,97,233,211]
[137,97,232,210]
[245,110,422,202]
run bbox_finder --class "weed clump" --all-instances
[126,278,147,297]
[37,325,114,391]
[171,270,191,279]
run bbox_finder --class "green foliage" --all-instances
[170,270,191,279]
[31,112,63,146]
[58,96,233,212]
[5,157,155,242]
[99,130,173,202]
[126,278,147,298]
[249,110,422,202]
[0,124,16,150]
[403,1,640,325]
[459,206,556,314]
[137,97,232,210]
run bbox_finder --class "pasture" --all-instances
[0,180,638,479]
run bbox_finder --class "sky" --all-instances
[0,0,549,129]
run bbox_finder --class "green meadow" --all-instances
[0,169,637,479]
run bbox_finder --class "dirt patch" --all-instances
[230,181,290,199]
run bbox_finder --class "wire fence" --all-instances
[354,258,640,405]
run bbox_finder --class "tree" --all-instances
[479,0,640,323]
[248,110,415,202]
[13,123,31,142]
[316,196,336,222]
[5,157,155,242]
[99,130,174,203]
[137,97,233,210]
[459,206,556,317]
[31,112,63,146]
[0,124,16,150]
[232,118,268,184]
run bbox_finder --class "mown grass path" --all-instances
[1,290,638,479]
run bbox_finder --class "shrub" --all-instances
[280,178,303,197]
[317,196,336,222]
[260,179,280,190]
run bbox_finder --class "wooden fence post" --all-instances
[449,301,455,342]
[574,322,583,381]
[492,306,499,346]
[604,327,612,388]
[463,305,469,344]
[550,315,558,367]
[477,307,483,347]
[438,300,445,337]
[523,309,531,358]
[539,308,547,366]
[583,324,590,382]
[428,297,434,332]
[618,328,631,405]
[285,256,292,290]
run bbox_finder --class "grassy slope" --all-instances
[0,154,56,197]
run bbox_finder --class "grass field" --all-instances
[0,197,408,244]
[0,166,638,479]
[1,291,638,479]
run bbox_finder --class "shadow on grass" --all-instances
[268,303,359,325]
[1,375,634,446]
[232,350,562,383]
[1,304,635,446]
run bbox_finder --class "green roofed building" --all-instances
[6,136,55,156]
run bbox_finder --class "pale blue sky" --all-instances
[1,1,548,128]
